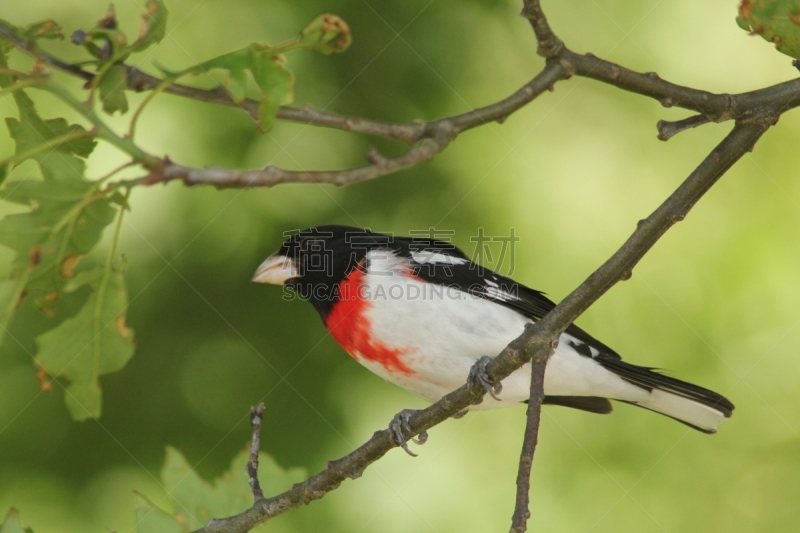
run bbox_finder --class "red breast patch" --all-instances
[325,268,414,376]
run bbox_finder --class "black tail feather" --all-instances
[539,396,613,414]
[596,355,734,418]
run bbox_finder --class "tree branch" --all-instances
[2,11,797,191]
[0,20,565,146]
[138,63,567,188]
[521,0,800,131]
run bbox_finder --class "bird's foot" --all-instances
[469,356,503,400]
[388,408,428,457]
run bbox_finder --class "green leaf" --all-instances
[737,0,800,59]
[5,91,97,181]
[21,20,63,42]
[0,90,111,312]
[166,45,293,131]
[299,14,352,55]
[0,508,32,533]
[63,268,104,292]
[35,264,134,420]
[1,179,94,204]
[250,55,293,131]
[134,493,184,533]
[177,48,252,103]
[98,64,129,114]
[0,181,115,306]
[0,18,63,50]
[129,1,168,53]
[160,446,306,529]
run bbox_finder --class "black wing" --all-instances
[389,237,736,424]
[390,236,621,360]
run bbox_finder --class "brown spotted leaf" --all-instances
[737,0,800,58]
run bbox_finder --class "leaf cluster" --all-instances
[0,3,352,421]
[0,80,132,419]
[1,447,305,532]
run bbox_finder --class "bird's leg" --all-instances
[469,355,503,400]
[388,408,428,457]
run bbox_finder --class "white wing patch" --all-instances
[410,250,468,265]
[484,285,518,302]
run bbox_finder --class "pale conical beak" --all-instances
[252,254,299,284]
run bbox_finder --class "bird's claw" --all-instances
[469,355,503,400]
[388,408,428,457]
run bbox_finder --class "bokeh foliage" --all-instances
[1,0,800,532]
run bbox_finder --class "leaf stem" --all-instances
[0,254,36,340]
[0,75,49,97]
[48,188,112,287]
[0,128,96,168]
[52,189,102,235]
[94,161,136,184]
[128,77,176,140]
[39,81,160,167]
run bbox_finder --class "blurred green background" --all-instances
[2,0,800,531]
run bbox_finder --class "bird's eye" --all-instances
[299,238,324,252]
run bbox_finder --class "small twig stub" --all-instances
[247,403,266,501]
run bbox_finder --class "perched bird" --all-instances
[254,225,733,453]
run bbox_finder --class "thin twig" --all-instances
[247,403,266,501]
[509,349,550,533]
[521,0,564,58]
[657,114,712,140]
[0,23,93,82]
[151,127,456,188]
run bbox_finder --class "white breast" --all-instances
[359,252,646,408]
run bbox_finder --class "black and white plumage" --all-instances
[254,225,734,433]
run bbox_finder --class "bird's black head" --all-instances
[253,225,388,315]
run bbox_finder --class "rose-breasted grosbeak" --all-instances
[254,225,733,451]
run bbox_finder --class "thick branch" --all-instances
[193,122,768,533]
[521,0,800,127]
